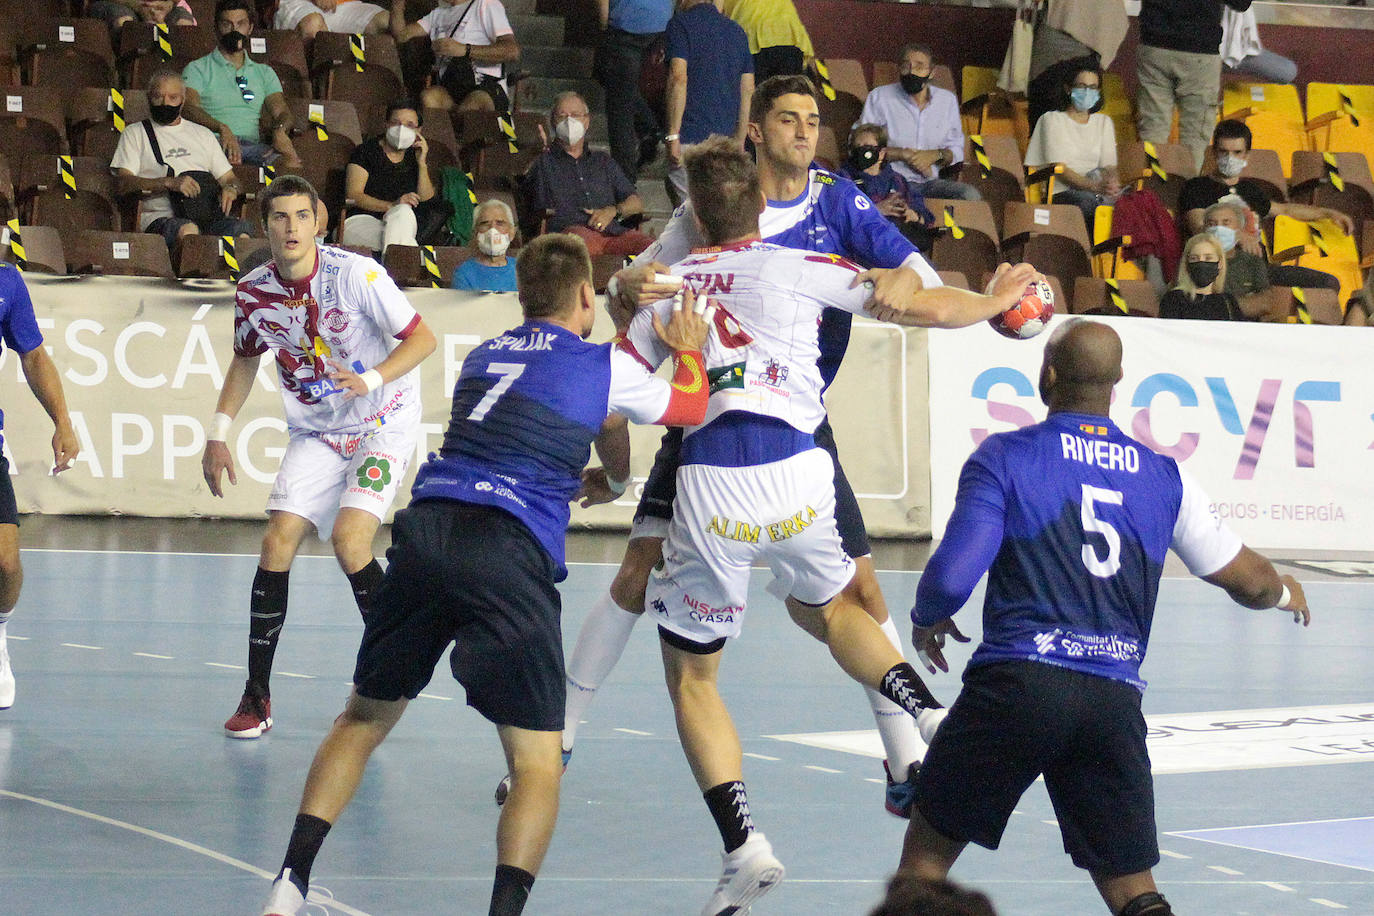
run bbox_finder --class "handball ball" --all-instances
[989,278,1054,339]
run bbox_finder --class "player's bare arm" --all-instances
[859,262,1039,328]
[606,262,682,329]
[19,346,78,474]
[1203,546,1311,626]
[202,352,260,497]
[578,415,631,508]
[327,319,438,400]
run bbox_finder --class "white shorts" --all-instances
[274,0,385,32]
[646,448,855,646]
[267,425,415,538]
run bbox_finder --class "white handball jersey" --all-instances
[234,245,423,436]
[621,241,871,439]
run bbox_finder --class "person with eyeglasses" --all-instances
[1022,60,1120,231]
[183,0,302,170]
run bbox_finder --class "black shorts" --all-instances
[914,660,1158,876]
[634,417,871,558]
[0,453,17,526]
[352,500,565,731]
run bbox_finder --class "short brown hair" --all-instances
[684,136,761,245]
[749,74,819,125]
[849,122,888,149]
[516,233,592,319]
[260,174,321,221]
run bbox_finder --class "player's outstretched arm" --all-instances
[19,346,78,474]
[202,353,260,497]
[1203,547,1310,626]
[860,262,1039,329]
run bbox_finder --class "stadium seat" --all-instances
[20,18,117,88]
[67,87,151,160]
[1118,141,1197,214]
[936,269,969,289]
[1,222,65,273]
[319,63,407,139]
[0,85,69,159]
[287,97,363,145]
[0,152,13,223]
[118,22,217,89]
[1001,200,1093,296]
[1270,212,1363,305]
[175,234,271,279]
[249,30,310,99]
[28,186,122,236]
[925,197,999,290]
[1223,82,1304,123]
[814,124,842,170]
[1290,150,1374,202]
[1268,285,1344,325]
[1232,146,1287,204]
[309,32,404,84]
[819,58,867,98]
[1101,72,1136,149]
[1072,277,1159,317]
[66,229,174,278]
[1224,106,1308,179]
[1091,204,1145,282]
[382,243,471,287]
[1303,82,1374,159]
[949,134,1023,236]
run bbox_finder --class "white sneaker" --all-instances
[261,869,306,916]
[917,707,947,745]
[700,832,785,916]
[0,637,14,709]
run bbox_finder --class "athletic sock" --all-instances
[345,559,384,617]
[279,813,331,893]
[562,591,642,749]
[488,863,535,916]
[866,617,925,773]
[0,610,10,639]
[247,567,290,694]
[703,780,754,854]
[878,662,943,719]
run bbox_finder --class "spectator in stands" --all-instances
[526,91,651,257]
[111,69,252,252]
[1022,60,1120,231]
[869,874,999,916]
[840,123,934,248]
[722,0,813,84]
[453,198,518,292]
[1203,198,1274,319]
[89,0,195,34]
[1027,0,1127,129]
[858,44,980,201]
[1221,5,1298,84]
[392,0,520,114]
[1136,0,1252,170]
[663,0,755,206]
[341,101,452,254]
[1159,232,1242,320]
[183,0,300,169]
[275,0,388,42]
[595,0,672,184]
[1180,119,1351,291]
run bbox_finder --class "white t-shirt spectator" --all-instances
[1023,110,1118,177]
[110,118,233,229]
[418,0,514,88]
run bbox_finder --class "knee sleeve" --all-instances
[1118,891,1173,916]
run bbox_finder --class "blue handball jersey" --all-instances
[410,321,674,580]
[0,263,45,433]
[635,167,940,387]
[914,413,1241,689]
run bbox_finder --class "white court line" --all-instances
[60,643,103,650]
[1260,882,1295,892]
[133,652,174,659]
[417,693,451,701]
[1158,849,1192,860]
[0,789,372,916]
[1166,831,1374,875]
[1208,865,1244,876]
[277,672,316,679]
[205,662,245,670]
[6,635,28,640]
[865,778,885,785]
[743,752,779,761]
[614,727,652,736]
[804,765,843,774]
[1311,899,1348,909]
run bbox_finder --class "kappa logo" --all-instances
[356,456,391,492]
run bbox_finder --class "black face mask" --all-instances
[900,73,930,95]
[219,29,247,53]
[848,145,881,171]
[149,103,182,125]
[1186,260,1220,288]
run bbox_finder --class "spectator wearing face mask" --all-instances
[1160,232,1241,320]
[526,91,651,257]
[839,123,934,249]
[1022,62,1119,231]
[1203,198,1273,318]
[454,198,518,291]
[858,44,979,202]
[341,101,453,254]
[88,0,195,34]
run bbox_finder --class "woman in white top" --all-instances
[1023,62,1120,231]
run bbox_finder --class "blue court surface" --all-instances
[0,546,1372,915]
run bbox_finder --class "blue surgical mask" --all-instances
[1070,87,1100,111]
[1208,224,1237,252]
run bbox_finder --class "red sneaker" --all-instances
[224,684,272,738]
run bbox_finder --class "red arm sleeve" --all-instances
[656,350,708,426]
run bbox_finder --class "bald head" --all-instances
[1039,319,1122,414]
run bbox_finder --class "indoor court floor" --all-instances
[0,518,1371,915]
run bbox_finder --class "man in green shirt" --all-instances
[1204,198,1277,320]
[183,0,300,168]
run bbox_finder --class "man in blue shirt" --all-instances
[258,233,711,916]
[594,0,673,182]
[0,263,79,710]
[899,318,1311,916]
[663,0,754,205]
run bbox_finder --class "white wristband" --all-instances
[210,412,232,441]
[606,474,629,497]
[359,369,384,393]
[1276,583,1292,610]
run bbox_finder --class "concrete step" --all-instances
[517,44,593,79]
[510,13,564,47]
[503,0,539,14]
[515,74,603,114]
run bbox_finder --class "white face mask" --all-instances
[385,124,417,151]
[1216,152,1246,178]
[554,116,586,147]
[477,228,510,258]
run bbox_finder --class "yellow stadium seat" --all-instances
[1269,214,1364,306]
[1091,204,1145,281]
[1223,82,1304,123]
[1224,108,1309,178]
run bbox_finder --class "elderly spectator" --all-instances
[182,0,299,169]
[526,91,651,257]
[88,0,195,34]
[1137,0,1252,170]
[664,0,754,206]
[1159,232,1241,320]
[858,44,979,201]
[275,0,388,42]
[453,198,518,291]
[111,69,252,251]
[341,101,451,253]
[839,122,934,247]
[1023,60,1120,230]
[595,0,672,183]
[1203,198,1273,318]
[722,0,813,84]
[392,0,519,113]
